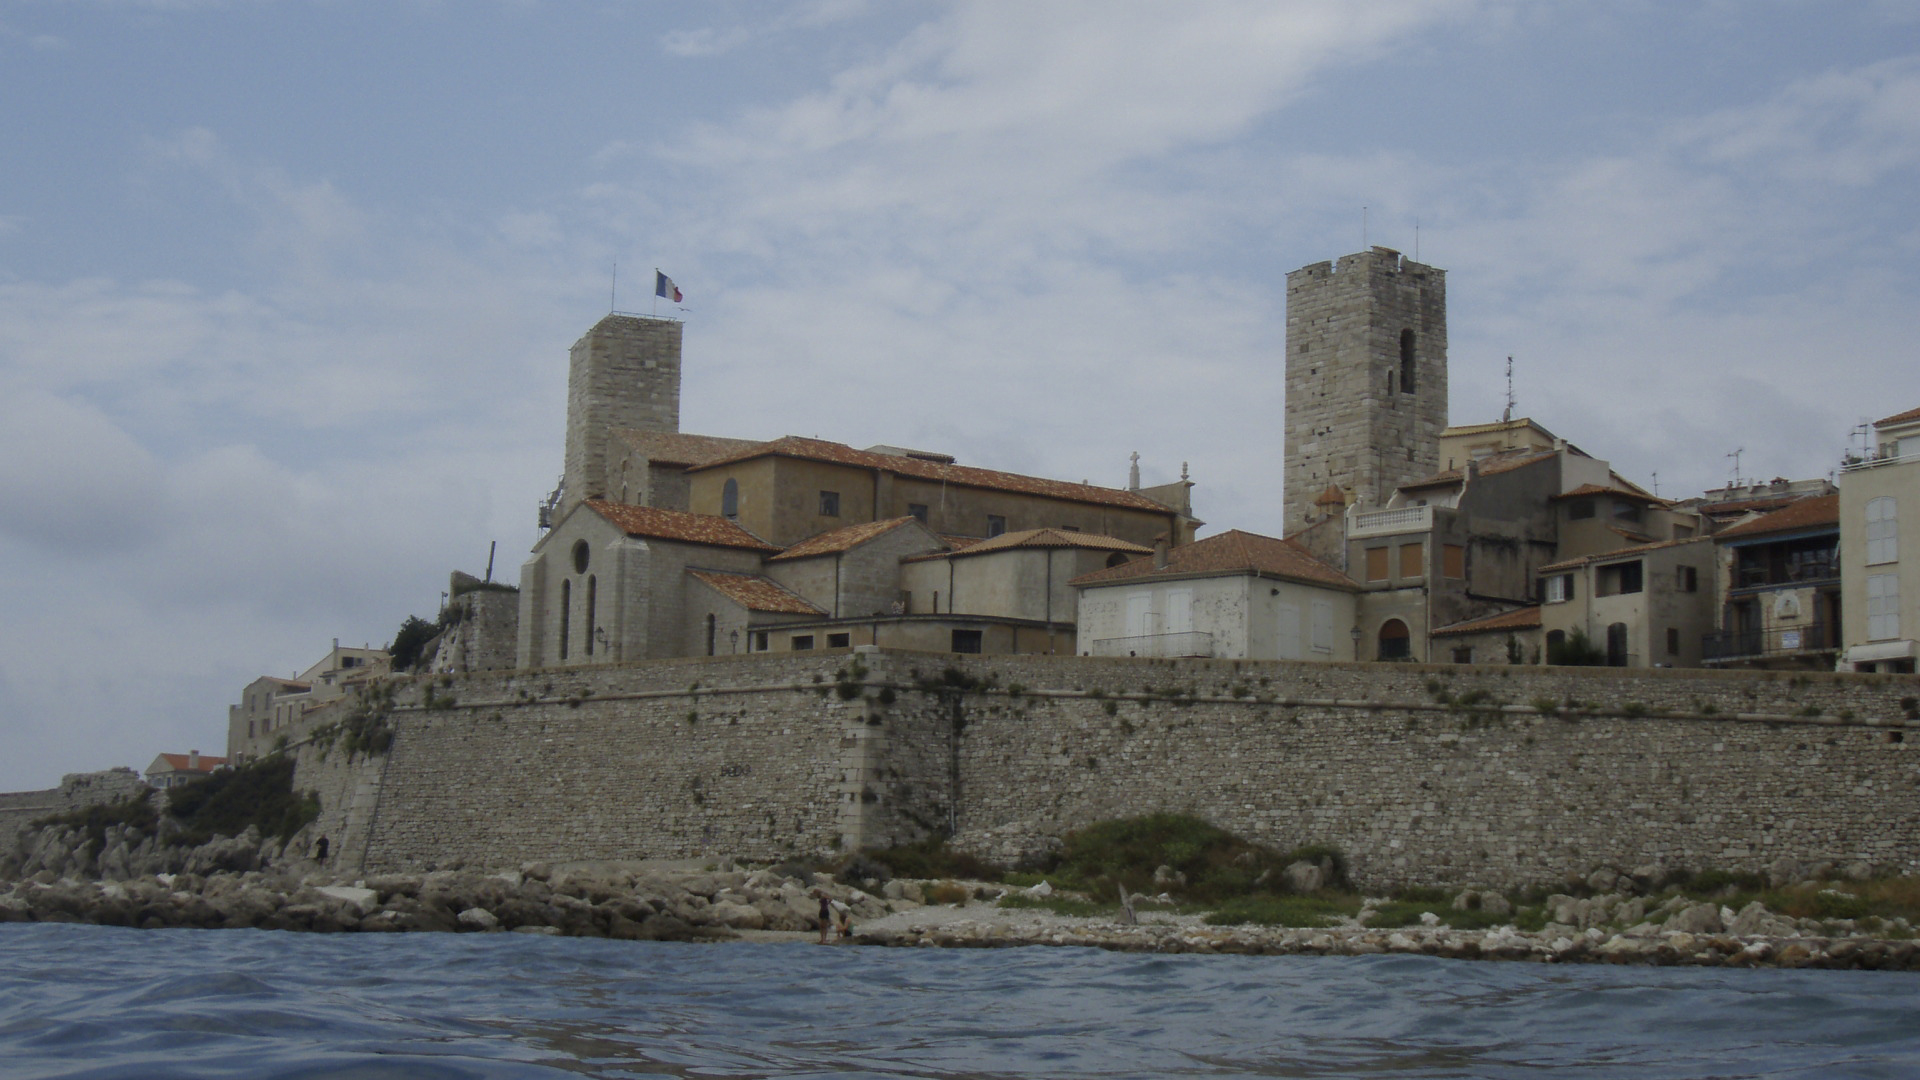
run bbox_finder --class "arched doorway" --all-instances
[1378,619,1411,661]
[1606,622,1629,667]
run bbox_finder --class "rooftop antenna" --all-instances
[1502,355,1515,423]
[484,540,496,584]
[1651,470,1660,498]
[1727,447,1745,489]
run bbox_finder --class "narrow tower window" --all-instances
[1399,329,1417,394]
[722,478,739,520]
[559,579,572,661]
[584,576,597,656]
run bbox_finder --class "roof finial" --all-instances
[1128,451,1141,490]
[1181,461,1190,481]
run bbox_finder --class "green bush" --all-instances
[1053,814,1321,901]
[1547,628,1606,666]
[165,757,319,846]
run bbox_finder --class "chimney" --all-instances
[188,749,200,771]
[1153,535,1170,570]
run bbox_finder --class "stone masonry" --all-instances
[1284,248,1448,536]
[562,314,682,514]
[293,650,1920,890]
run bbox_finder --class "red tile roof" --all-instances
[908,528,1151,562]
[584,500,780,551]
[1878,405,1920,427]
[612,430,762,467]
[1398,448,1557,490]
[770,518,934,562]
[1554,483,1662,503]
[1714,494,1840,540]
[154,753,226,773]
[690,436,1173,514]
[686,571,825,615]
[1069,529,1357,590]
[1432,606,1543,637]
[1539,536,1710,573]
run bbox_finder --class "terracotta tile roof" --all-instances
[1399,448,1557,489]
[905,528,1151,562]
[584,500,779,551]
[1606,524,1658,544]
[1714,494,1840,541]
[155,753,226,773]
[770,518,933,561]
[686,570,825,615]
[1554,483,1661,502]
[1070,529,1357,590]
[612,430,763,467]
[1432,606,1543,637]
[690,436,1173,514]
[1877,405,1920,428]
[941,535,984,550]
[1696,495,1803,518]
[1539,536,1710,573]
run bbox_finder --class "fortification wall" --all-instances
[298,650,1920,889]
[0,768,149,843]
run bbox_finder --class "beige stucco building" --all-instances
[1839,405,1920,673]
[1072,530,1360,660]
[1538,538,1716,668]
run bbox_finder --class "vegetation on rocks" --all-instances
[166,757,320,846]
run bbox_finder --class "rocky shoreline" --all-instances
[7,821,1918,969]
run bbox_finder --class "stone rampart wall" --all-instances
[0,768,149,844]
[298,650,1920,889]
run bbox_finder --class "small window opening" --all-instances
[1399,328,1417,394]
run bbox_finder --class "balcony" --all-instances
[1841,450,1919,473]
[1702,622,1838,663]
[1349,505,1434,538]
[1089,631,1215,659]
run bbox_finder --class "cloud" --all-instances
[661,0,872,57]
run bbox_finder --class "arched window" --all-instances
[1606,622,1629,667]
[1378,619,1411,661]
[1399,329,1417,394]
[722,478,739,520]
[1106,552,1131,568]
[558,579,571,661]
[584,575,597,657]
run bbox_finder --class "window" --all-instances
[1667,627,1680,656]
[1276,602,1302,660]
[1165,589,1194,634]
[1677,566,1698,593]
[1543,573,1574,604]
[1867,497,1898,565]
[1735,536,1839,587]
[791,635,815,651]
[1597,560,1643,596]
[1442,544,1465,579]
[722,478,739,520]
[572,539,591,574]
[1399,328,1417,394]
[908,503,928,523]
[1377,619,1411,661]
[1868,574,1901,640]
[1568,499,1595,520]
[705,613,716,657]
[827,633,851,648]
[818,491,840,517]
[558,580,571,660]
[1612,500,1643,524]
[1105,552,1131,568]
[986,515,1007,537]
[1451,646,1473,664]
[1399,543,1423,580]
[951,629,983,654]
[584,576,597,656]
[1365,548,1389,582]
[753,631,769,652]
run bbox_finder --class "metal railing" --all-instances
[1089,631,1215,658]
[1841,450,1918,473]
[1349,504,1434,538]
[1702,622,1837,662]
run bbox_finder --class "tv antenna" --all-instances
[1726,447,1745,489]
[1502,355,1515,423]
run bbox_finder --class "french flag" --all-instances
[655,270,683,303]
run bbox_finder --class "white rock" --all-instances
[457,907,500,931]
[317,885,378,912]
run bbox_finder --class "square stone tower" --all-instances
[561,314,682,514]
[1283,247,1447,537]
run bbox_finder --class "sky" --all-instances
[3,0,1918,792]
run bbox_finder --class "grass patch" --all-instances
[1041,813,1342,902]
[1204,894,1359,927]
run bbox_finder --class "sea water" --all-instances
[4,923,1920,1079]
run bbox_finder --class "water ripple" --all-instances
[4,924,1920,1079]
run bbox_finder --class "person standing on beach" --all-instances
[815,889,833,944]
